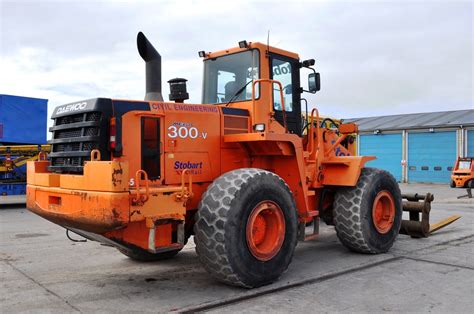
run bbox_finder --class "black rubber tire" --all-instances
[118,246,181,262]
[194,168,298,288]
[450,180,456,188]
[333,168,402,254]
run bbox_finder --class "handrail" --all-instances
[251,79,288,133]
[133,169,150,203]
[308,108,320,156]
[177,169,193,200]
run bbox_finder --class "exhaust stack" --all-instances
[137,32,163,101]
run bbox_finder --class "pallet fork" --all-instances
[400,193,461,238]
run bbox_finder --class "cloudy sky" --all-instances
[1,0,472,123]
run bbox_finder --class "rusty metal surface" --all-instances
[400,192,461,238]
[400,193,433,238]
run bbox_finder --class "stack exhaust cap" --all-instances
[137,32,163,101]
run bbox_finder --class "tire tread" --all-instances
[333,168,401,253]
[194,168,294,287]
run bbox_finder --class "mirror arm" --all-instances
[301,65,317,75]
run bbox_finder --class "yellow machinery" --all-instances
[0,145,50,195]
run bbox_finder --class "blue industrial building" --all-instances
[344,110,474,184]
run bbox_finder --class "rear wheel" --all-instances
[333,168,402,253]
[194,168,298,288]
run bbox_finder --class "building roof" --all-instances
[343,109,474,132]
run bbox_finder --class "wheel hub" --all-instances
[372,190,396,234]
[246,201,285,261]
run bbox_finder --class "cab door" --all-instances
[269,53,302,135]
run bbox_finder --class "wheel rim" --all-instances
[372,190,396,234]
[246,201,286,261]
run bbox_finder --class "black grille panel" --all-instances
[86,112,101,122]
[49,110,106,173]
[53,143,81,152]
[52,157,82,167]
[56,114,84,125]
[82,142,99,151]
[55,128,83,139]
[84,127,99,136]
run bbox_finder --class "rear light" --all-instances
[109,117,116,150]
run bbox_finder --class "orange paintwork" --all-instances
[246,201,285,262]
[206,42,299,61]
[60,161,129,192]
[372,190,396,234]
[27,41,375,254]
[27,185,129,234]
[451,157,474,188]
[105,221,174,251]
[339,123,358,134]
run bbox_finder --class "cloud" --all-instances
[1,0,472,127]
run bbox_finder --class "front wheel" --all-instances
[194,168,298,288]
[333,168,402,253]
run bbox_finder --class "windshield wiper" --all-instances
[225,80,253,107]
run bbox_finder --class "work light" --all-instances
[239,40,249,48]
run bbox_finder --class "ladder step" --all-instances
[298,217,320,241]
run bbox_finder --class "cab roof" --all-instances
[205,42,299,60]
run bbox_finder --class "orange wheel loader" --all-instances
[27,33,403,288]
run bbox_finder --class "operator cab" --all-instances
[201,42,320,136]
[202,50,259,104]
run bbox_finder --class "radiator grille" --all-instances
[53,143,81,152]
[86,112,101,122]
[52,157,82,167]
[55,128,82,139]
[49,111,104,172]
[56,114,83,125]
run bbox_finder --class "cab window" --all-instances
[202,50,260,104]
[272,58,293,112]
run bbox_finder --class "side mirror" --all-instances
[308,72,320,93]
